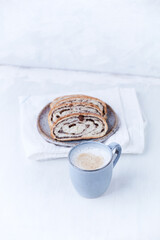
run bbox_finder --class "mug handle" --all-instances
[108,143,122,168]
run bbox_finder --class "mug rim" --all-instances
[68,141,113,172]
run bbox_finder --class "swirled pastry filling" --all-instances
[51,113,108,141]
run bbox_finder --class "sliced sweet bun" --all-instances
[50,113,108,141]
[48,102,103,128]
[50,94,107,117]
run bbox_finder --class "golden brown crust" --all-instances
[50,112,108,141]
[50,94,107,117]
[48,109,54,129]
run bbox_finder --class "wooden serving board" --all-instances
[37,103,120,147]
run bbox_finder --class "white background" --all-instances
[1,1,160,239]
[1,0,160,77]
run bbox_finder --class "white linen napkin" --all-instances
[19,88,145,160]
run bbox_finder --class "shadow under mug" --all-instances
[68,141,122,198]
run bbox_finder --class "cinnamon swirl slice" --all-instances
[48,102,103,128]
[51,113,108,141]
[50,95,107,118]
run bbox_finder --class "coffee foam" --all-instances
[71,145,111,170]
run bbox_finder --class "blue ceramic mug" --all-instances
[68,141,122,198]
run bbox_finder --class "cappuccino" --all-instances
[72,146,111,170]
[69,142,122,198]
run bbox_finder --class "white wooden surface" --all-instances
[0,66,160,240]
